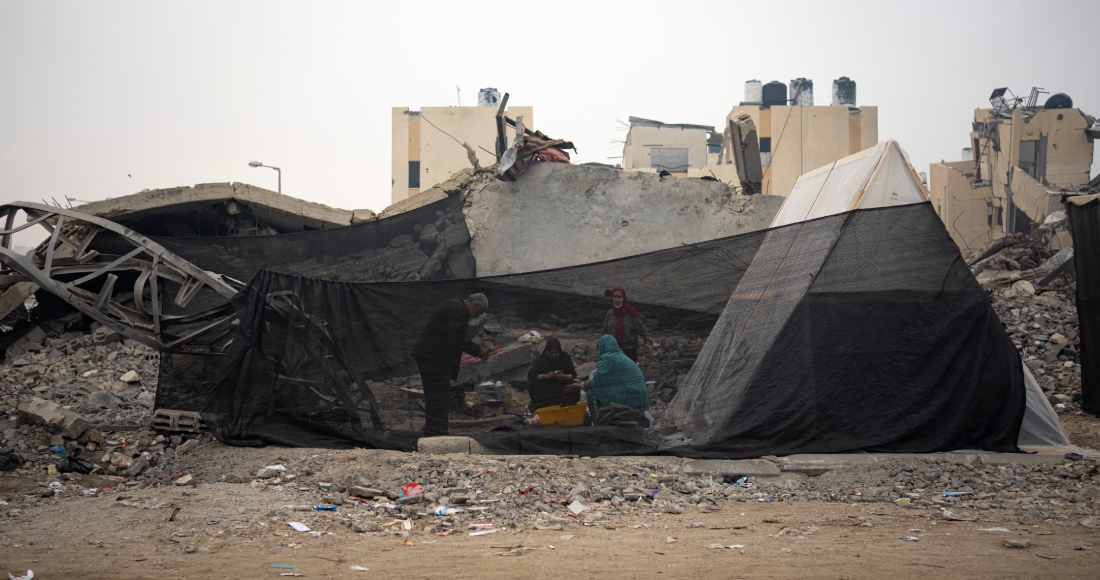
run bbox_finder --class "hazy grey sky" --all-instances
[2,1,1097,218]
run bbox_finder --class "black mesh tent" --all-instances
[667,203,1026,456]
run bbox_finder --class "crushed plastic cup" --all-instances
[434,507,459,516]
[942,490,972,498]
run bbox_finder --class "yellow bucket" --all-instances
[534,402,587,427]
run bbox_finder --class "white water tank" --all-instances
[962,147,973,162]
[477,88,502,107]
[790,78,813,106]
[743,80,763,105]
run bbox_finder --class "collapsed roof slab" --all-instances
[76,182,377,235]
[465,163,785,276]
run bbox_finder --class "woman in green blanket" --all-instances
[565,335,650,411]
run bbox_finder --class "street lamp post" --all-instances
[248,161,281,193]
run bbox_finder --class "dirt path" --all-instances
[1,482,1097,579]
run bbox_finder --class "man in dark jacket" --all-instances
[412,293,491,436]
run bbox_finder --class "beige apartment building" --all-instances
[391,88,532,204]
[622,78,877,197]
[929,90,1096,252]
[727,78,877,197]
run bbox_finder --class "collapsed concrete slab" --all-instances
[464,163,784,275]
[76,182,377,236]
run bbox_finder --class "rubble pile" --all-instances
[0,315,161,476]
[970,222,1085,412]
[2,449,1097,539]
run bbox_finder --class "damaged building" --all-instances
[929,87,1098,253]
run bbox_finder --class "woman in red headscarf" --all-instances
[601,286,654,362]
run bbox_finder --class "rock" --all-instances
[418,223,439,244]
[120,370,141,383]
[1050,333,1067,345]
[125,457,150,477]
[255,467,282,479]
[176,438,201,455]
[1080,517,1098,529]
[1003,539,1031,549]
[354,520,380,533]
[86,391,118,409]
[349,486,385,498]
[174,474,194,486]
[17,397,90,439]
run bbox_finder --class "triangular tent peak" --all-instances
[771,140,929,227]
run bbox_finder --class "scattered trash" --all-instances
[1064,452,1083,461]
[403,539,415,546]
[168,507,181,522]
[942,490,972,497]
[942,510,978,522]
[568,500,587,515]
[775,526,818,536]
[666,537,677,544]
[313,505,338,511]
[735,477,753,488]
[898,536,920,542]
[894,498,911,506]
[757,497,775,502]
[349,566,370,571]
[264,464,287,472]
[1003,539,1031,549]
[434,507,459,516]
[48,445,68,457]
[468,523,493,530]
[978,528,1011,533]
[7,571,33,580]
[399,483,424,498]
[1074,544,1092,551]
[270,564,295,569]
[470,530,497,537]
[288,522,310,532]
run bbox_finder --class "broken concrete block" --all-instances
[120,370,141,383]
[86,391,118,409]
[125,456,150,477]
[418,223,439,244]
[176,438,201,455]
[93,327,121,345]
[17,397,91,439]
[446,247,476,279]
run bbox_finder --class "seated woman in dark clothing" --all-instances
[525,337,578,411]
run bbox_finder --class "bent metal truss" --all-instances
[0,202,241,354]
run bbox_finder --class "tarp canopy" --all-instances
[771,140,929,227]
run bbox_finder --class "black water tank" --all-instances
[1044,93,1073,109]
[832,76,857,106]
[762,81,787,107]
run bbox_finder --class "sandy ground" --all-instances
[0,469,1098,579]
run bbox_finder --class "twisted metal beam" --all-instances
[0,202,241,354]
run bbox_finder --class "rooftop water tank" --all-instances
[832,77,857,106]
[477,88,502,107]
[962,147,973,162]
[1044,93,1073,109]
[762,81,787,107]
[790,78,813,106]
[743,80,763,105]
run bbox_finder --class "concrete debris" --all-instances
[17,398,90,440]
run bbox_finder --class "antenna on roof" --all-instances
[457,86,461,107]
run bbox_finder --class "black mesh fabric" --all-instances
[667,203,1025,457]
[197,228,766,448]
[1066,197,1100,414]
[192,202,1026,456]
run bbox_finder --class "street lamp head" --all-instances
[248,161,262,167]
